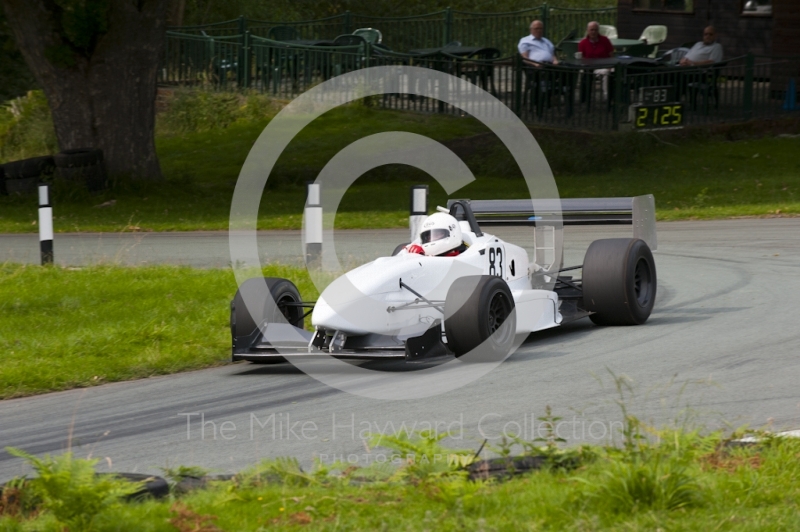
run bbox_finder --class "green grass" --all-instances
[3,428,800,531]
[1,104,798,233]
[0,263,317,399]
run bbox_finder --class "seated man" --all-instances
[518,20,558,67]
[578,20,614,101]
[680,26,723,66]
[405,212,468,257]
[578,21,614,59]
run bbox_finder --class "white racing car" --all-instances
[231,196,657,363]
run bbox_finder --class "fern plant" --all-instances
[370,430,474,483]
[242,457,316,487]
[5,447,141,530]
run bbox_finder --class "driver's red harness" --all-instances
[406,242,469,257]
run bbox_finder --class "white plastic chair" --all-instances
[639,25,667,45]
[639,25,667,58]
[599,25,618,39]
[353,27,382,44]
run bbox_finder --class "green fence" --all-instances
[169,5,617,56]
[161,31,800,131]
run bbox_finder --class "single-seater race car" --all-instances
[231,196,657,363]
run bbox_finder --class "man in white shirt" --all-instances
[518,20,558,67]
[680,26,723,66]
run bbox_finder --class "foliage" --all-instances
[580,446,705,513]
[241,457,317,488]
[156,90,280,136]
[0,90,57,163]
[509,405,598,471]
[369,429,474,483]
[160,465,210,485]
[6,428,800,530]
[1,104,798,230]
[180,0,612,25]
[0,11,38,101]
[35,0,112,69]
[4,447,141,530]
[52,0,110,53]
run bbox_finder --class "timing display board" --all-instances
[629,103,684,131]
[638,86,675,105]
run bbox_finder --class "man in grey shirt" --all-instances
[680,26,723,66]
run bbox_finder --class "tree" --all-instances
[1,0,169,180]
[0,10,38,100]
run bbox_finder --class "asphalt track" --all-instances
[1,219,799,481]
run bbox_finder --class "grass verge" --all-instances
[0,263,317,399]
[2,422,799,530]
[1,101,798,233]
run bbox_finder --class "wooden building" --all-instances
[615,0,780,58]
[617,0,799,100]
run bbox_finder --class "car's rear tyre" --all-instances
[582,238,656,325]
[231,277,304,364]
[444,275,516,360]
[391,243,410,256]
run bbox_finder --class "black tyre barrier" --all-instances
[1,473,169,505]
[3,156,55,195]
[54,148,102,168]
[4,156,55,179]
[173,474,235,495]
[467,456,546,481]
[54,148,106,192]
[0,165,6,196]
[98,473,170,500]
[467,454,582,481]
[5,176,38,195]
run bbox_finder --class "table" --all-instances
[281,39,335,47]
[562,56,663,68]
[408,46,486,57]
[560,38,655,59]
[560,56,667,111]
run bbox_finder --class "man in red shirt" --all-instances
[578,21,614,103]
[578,21,614,59]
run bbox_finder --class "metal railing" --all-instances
[160,33,800,131]
[161,32,244,88]
[169,5,617,55]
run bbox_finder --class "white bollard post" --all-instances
[304,182,322,266]
[38,183,53,265]
[409,185,428,242]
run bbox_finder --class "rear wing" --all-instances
[447,195,657,252]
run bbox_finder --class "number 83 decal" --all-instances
[487,245,504,277]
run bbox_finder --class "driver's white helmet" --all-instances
[419,212,462,256]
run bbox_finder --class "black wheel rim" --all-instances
[277,295,301,326]
[633,258,652,307]
[487,291,512,338]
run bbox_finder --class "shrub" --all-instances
[156,90,279,136]
[5,447,142,530]
[0,90,57,163]
[583,449,704,512]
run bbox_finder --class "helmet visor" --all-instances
[420,228,450,244]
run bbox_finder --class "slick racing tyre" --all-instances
[230,277,304,364]
[444,275,516,361]
[581,238,656,325]
[391,243,410,256]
